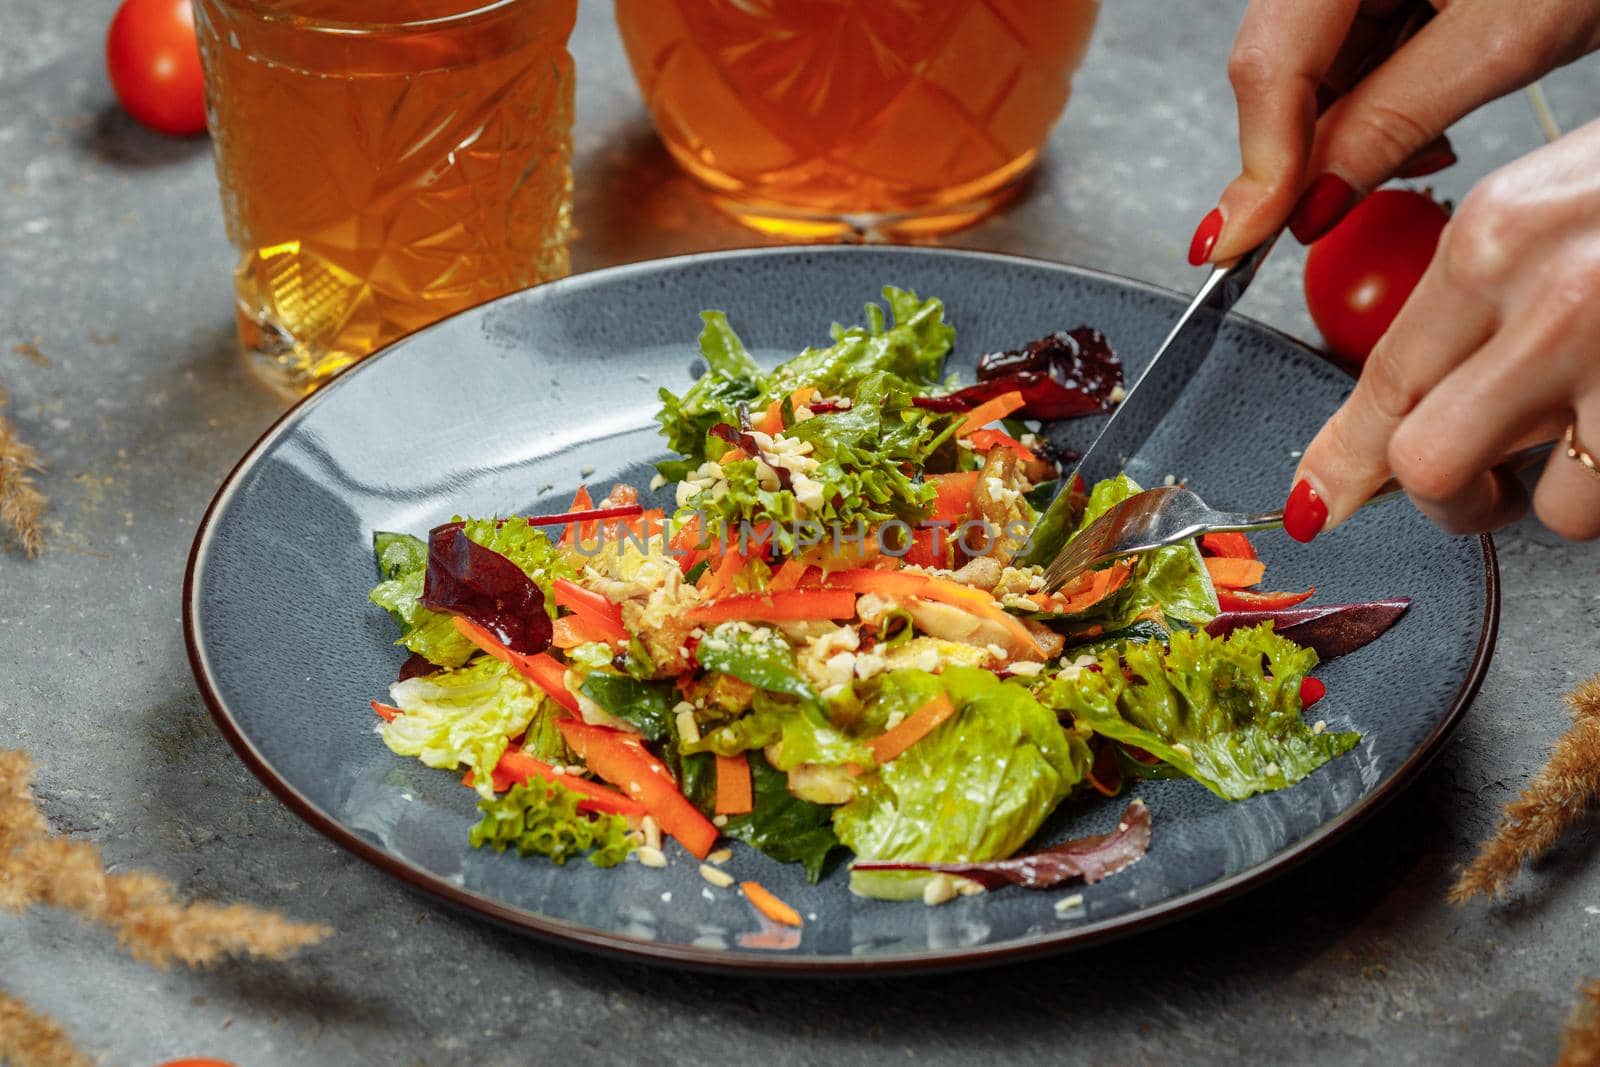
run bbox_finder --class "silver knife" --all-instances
[1015,234,1280,568]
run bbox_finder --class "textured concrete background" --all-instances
[3,2,1600,1065]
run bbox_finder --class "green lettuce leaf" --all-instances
[380,657,543,797]
[368,518,574,668]
[684,690,875,771]
[469,779,635,868]
[693,624,819,705]
[654,289,958,519]
[578,671,675,742]
[833,667,1092,900]
[1038,623,1359,800]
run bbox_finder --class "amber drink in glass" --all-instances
[195,0,576,395]
[616,0,1098,239]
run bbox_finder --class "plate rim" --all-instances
[183,245,1499,976]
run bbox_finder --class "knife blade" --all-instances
[1016,236,1278,567]
[1016,0,1436,570]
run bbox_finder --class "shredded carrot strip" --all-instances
[956,390,1027,437]
[767,558,810,592]
[1204,556,1266,589]
[701,549,747,599]
[868,693,957,764]
[714,753,754,815]
[370,699,402,722]
[741,881,803,927]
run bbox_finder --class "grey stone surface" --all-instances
[1,2,1598,1065]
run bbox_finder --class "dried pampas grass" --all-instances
[0,749,331,1065]
[1559,980,1600,1067]
[1451,674,1600,902]
[0,384,46,558]
[0,986,91,1067]
[0,750,331,966]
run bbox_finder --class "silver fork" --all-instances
[1039,443,1555,593]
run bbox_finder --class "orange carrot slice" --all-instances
[741,880,803,928]
[1204,557,1267,589]
[956,390,1026,437]
[714,753,753,815]
[868,693,957,764]
[370,699,402,722]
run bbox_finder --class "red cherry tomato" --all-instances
[1303,188,1449,365]
[106,0,208,136]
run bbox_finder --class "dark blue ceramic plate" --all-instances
[184,247,1495,975]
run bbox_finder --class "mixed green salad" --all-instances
[364,289,1406,922]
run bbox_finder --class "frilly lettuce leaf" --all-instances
[468,779,635,867]
[368,518,574,668]
[1038,623,1358,800]
[834,667,1092,901]
[381,657,543,796]
[655,288,956,499]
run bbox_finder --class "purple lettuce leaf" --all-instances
[850,799,1151,891]
[418,525,552,655]
[1204,598,1411,660]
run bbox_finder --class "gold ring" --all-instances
[1565,423,1600,483]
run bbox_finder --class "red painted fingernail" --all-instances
[1283,479,1329,543]
[1397,140,1457,179]
[1288,173,1356,245]
[1300,676,1326,709]
[1187,208,1223,266]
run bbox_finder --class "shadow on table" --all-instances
[571,117,769,273]
[76,104,212,169]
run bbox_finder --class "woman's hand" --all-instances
[1284,118,1600,542]
[1190,0,1600,265]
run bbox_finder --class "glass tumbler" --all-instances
[616,0,1099,240]
[194,0,577,396]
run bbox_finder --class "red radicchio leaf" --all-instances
[850,799,1151,891]
[397,652,441,682]
[1204,598,1411,660]
[913,327,1125,420]
[418,525,553,655]
[708,423,794,491]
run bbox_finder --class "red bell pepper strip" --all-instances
[552,615,614,649]
[556,720,719,859]
[463,748,649,818]
[686,588,857,624]
[1300,676,1326,710]
[452,617,581,716]
[1199,532,1256,560]
[552,578,629,645]
[1216,586,1317,611]
[964,428,1038,461]
[928,470,981,524]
